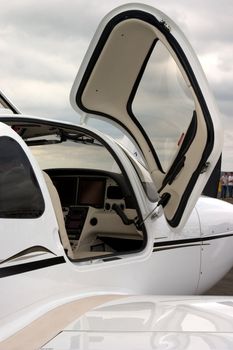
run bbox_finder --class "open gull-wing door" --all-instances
[70,4,223,230]
[0,90,20,114]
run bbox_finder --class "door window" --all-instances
[132,41,195,172]
[0,136,44,218]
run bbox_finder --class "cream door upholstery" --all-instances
[43,171,74,259]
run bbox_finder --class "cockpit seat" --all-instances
[42,171,74,259]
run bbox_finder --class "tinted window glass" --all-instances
[0,136,44,218]
[132,41,195,172]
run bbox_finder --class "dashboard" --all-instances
[45,169,136,244]
[52,176,107,208]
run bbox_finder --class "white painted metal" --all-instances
[42,295,233,350]
[196,197,233,293]
[0,118,232,343]
[0,4,232,348]
[70,3,223,230]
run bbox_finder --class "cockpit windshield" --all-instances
[26,131,121,173]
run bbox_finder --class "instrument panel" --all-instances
[52,176,107,208]
[45,169,134,243]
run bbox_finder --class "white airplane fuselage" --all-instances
[0,3,232,343]
[0,117,233,341]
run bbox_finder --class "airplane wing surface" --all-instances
[3,294,232,350]
[40,295,233,350]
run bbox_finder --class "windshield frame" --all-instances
[118,142,159,202]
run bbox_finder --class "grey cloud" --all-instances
[214,82,233,103]
[0,0,101,43]
[0,0,232,168]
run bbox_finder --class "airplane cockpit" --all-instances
[44,168,144,260]
[2,118,157,262]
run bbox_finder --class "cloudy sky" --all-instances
[0,0,232,170]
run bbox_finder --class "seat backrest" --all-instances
[43,171,74,259]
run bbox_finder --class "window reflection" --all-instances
[132,41,195,171]
[0,137,44,218]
